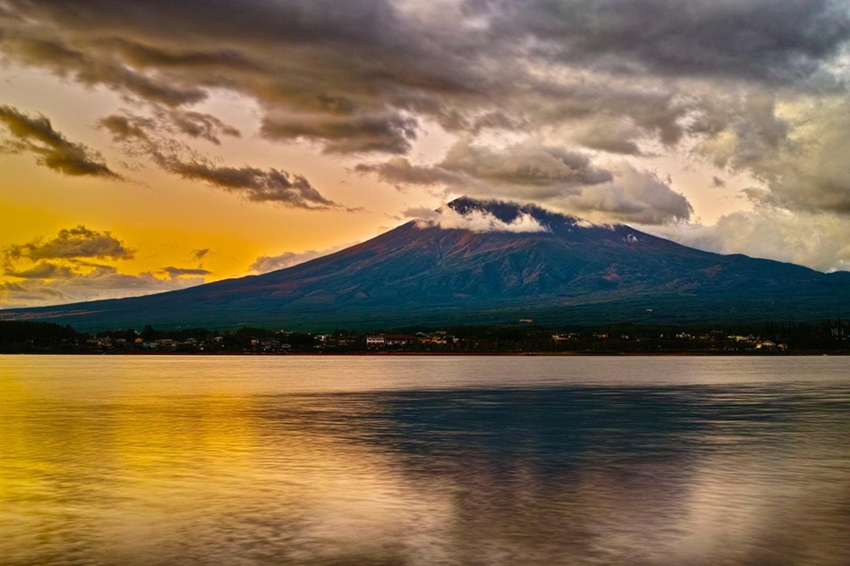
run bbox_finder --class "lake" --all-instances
[1,356,849,565]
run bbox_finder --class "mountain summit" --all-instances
[3,198,849,330]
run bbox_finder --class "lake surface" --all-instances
[1,356,849,566]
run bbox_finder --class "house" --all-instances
[384,334,417,346]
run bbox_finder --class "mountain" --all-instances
[3,198,850,331]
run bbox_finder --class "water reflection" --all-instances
[1,357,849,565]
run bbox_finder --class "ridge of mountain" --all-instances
[3,197,849,331]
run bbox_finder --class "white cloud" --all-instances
[645,209,850,272]
[0,270,207,309]
[560,164,693,225]
[249,244,350,274]
[411,205,549,234]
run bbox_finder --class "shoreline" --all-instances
[2,350,848,357]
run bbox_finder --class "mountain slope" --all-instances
[3,198,849,331]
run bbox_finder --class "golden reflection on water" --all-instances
[1,356,850,566]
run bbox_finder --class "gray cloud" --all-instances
[560,164,693,225]
[355,157,467,188]
[99,110,240,147]
[467,0,850,85]
[249,244,349,274]
[2,0,850,231]
[100,112,342,209]
[261,111,418,154]
[440,140,614,187]
[191,248,210,261]
[160,266,213,279]
[166,110,241,145]
[0,104,118,177]
[4,261,75,279]
[361,142,691,224]
[357,140,615,197]
[646,209,850,272]
[693,94,850,215]
[163,160,339,208]
[6,36,208,107]
[5,226,134,262]
[0,0,699,161]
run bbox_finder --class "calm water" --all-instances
[1,356,849,566]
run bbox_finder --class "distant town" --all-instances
[1,319,849,355]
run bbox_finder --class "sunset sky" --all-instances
[3,0,850,307]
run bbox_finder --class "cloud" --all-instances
[409,204,549,234]
[695,95,850,215]
[249,244,350,274]
[646,209,850,273]
[162,160,340,208]
[560,164,693,225]
[99,109,239,146]
[0,0,725,161]
[160,266,212,279]
[261,111,418,154]
[440,140,614,188]
[3,0,850,264]
[100,112,342,209]
[168,110,240,145]
[468,0,850,85]
[4,261,75,279]
[0,226,209,308]
[362,142,691,224]
[191,248,210,261]
[0,105,118,177]
[355,157,467,187]
[0,270,208,308]
[2,0,848,165]
[357,140,614,198]
[5,226,134,263]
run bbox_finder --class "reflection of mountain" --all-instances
[5,355,850,566]
[257,384,850,566]
[4,197,850,330]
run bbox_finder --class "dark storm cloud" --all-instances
[0,0,440,154]
[0,105,118,177]
[2,0,850,219]
[465,0,850,85]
